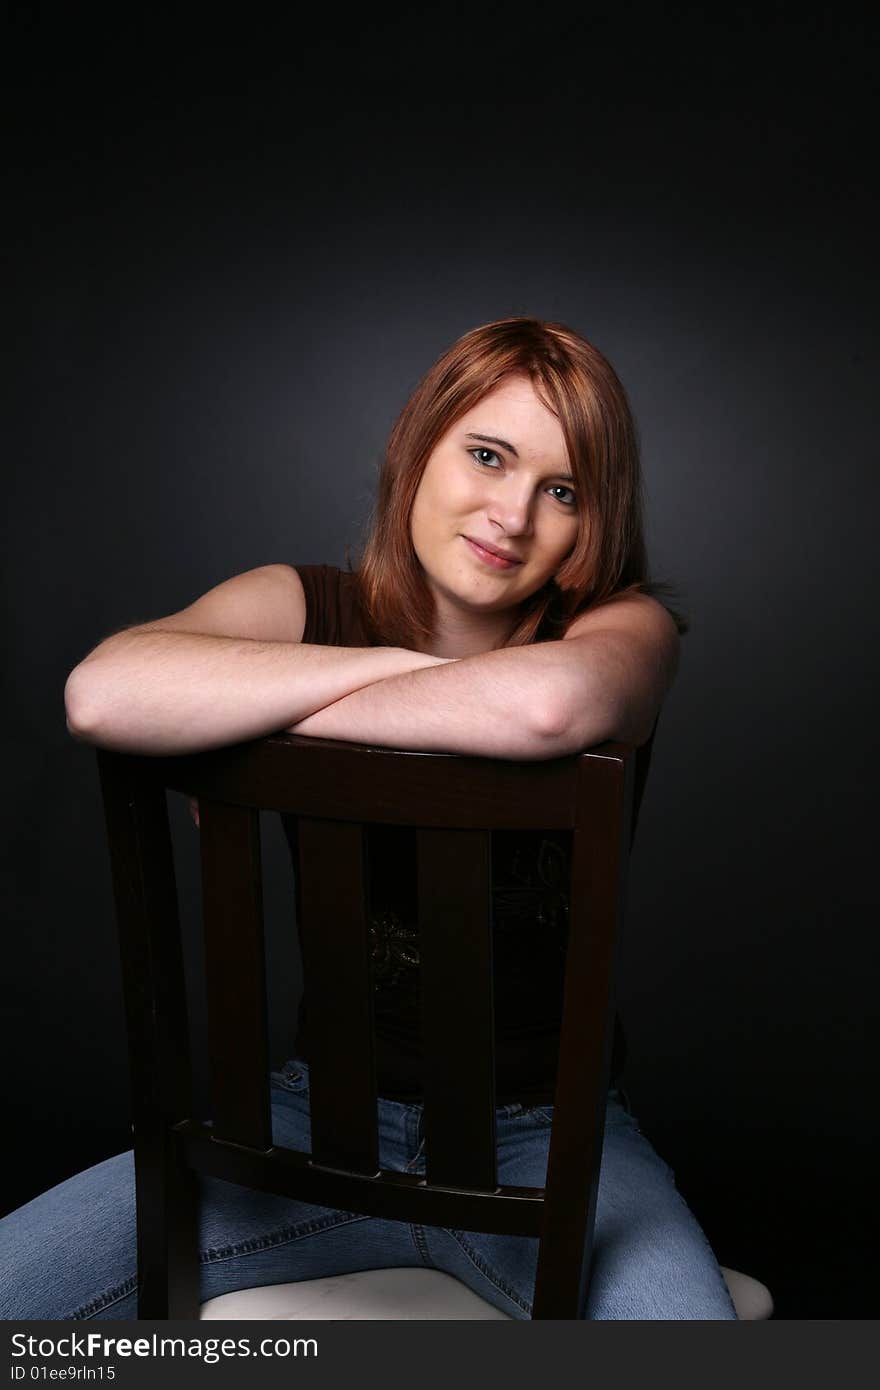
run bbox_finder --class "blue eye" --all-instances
[470,447,502,468]
[548,484,577,507]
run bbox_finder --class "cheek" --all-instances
[410,473,436,532]
[413,468,471,536]
[409,503,429,559]
[542,514,580,565]
[410,485,446,562]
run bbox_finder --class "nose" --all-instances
[488,477,535,537]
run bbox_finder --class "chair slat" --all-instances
[199,799,271,1149]
[532,751,633,1318]
[418,829,496,1189]
[296,818,378,1174]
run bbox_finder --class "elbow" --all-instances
[527,689,591,755]
[531,691,574,745]
[64,666,103,742]
[529,684,631,755]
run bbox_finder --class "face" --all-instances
[409,375,581,644]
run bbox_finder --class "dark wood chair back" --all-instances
[96,732,644,1319]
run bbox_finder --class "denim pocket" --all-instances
[521,1105,555,1127]
[519,1091,636,1131]
[272,1060,310,1094]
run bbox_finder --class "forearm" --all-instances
[64,630,446,756]
[288,642,589,760]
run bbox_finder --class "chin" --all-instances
[460,588,525,614]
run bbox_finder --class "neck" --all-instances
[419,593,521,658]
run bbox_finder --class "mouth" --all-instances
[462,536,523,570]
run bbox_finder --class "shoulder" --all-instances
[127,563,307,644]
[564,590,680,654]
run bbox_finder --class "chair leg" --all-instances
[136,1138,201,1319]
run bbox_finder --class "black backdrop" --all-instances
[4,4,877,1318]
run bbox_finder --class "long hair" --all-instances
[356,317,687,647]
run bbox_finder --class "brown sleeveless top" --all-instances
[290,563,649,1104]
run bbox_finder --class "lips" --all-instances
[462,536,523,568]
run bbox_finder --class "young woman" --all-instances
[2,318,737,1319]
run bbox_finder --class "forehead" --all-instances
[452,376,566,459]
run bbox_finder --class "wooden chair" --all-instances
[96,733,771,1321]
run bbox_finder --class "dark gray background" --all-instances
[5,4,877,1317]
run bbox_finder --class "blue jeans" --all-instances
[0,1060,736,1320]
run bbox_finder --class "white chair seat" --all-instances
[201,1267,512,1320]
[201,1264,772,1321]
[717,1266,774,1320]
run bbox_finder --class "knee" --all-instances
[0,1152,138,1320]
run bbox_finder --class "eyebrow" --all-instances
[464,433,574,483]
[465,432,520,457]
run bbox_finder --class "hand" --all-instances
[188,796,200,828]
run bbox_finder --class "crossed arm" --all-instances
[65,563,678,759]
[290,594,680,758]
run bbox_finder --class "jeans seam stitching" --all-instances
[408,1223,432,1266]
[72,1274,138,1321]
[201,1211,372,1264]
[72,1215,375,1315]
[445,1230,532,1314]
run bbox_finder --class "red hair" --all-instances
[355,317,684,647]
